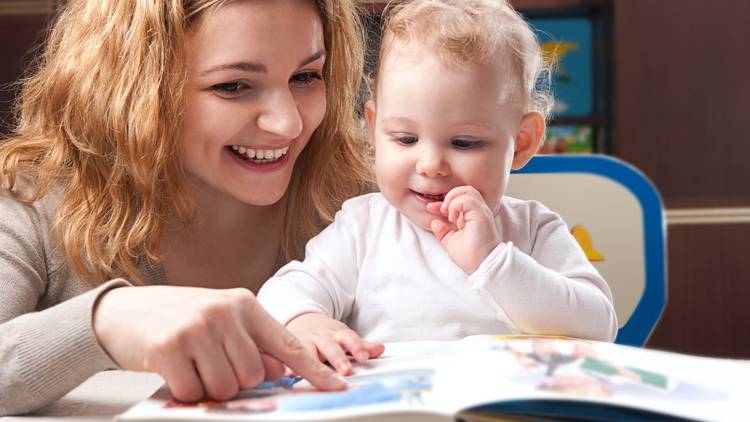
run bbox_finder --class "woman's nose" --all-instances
[415,147,449,177]
[256,90,303,140]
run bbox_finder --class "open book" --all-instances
[117,335,749,422]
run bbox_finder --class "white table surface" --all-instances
[1,371,165,422]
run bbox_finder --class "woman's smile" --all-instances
[225,144,292,173]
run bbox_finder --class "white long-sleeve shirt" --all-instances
[258,193,617,343]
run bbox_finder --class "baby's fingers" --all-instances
[425,201,444,216]
[440,186,476,214]
[445,192,486,225]
[314,336,353,375]
[447,195,470,224]
[440,185,484,215]
[431,218,453,242]
[335,330,371,363]
[364,341,385,358]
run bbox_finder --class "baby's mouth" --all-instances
[411,190,445,202]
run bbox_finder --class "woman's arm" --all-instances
[1,195,346,416]
[0,195,123,416]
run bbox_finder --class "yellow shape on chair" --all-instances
[571,225,605,261]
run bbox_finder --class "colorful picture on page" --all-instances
[495,339,676,398]
[165,369,434,415]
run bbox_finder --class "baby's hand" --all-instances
[426,186,501,274]
[285,313,385,375]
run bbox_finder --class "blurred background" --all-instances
[1,0,748,357]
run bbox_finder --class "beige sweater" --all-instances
[0,189,166,415]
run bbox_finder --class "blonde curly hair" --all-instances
[376,0,553,119]
[0,0,373,285]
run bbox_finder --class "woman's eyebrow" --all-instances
[201,62,266,76]
[299,49,326,67]
[200,50,326,77]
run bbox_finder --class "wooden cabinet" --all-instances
[612,0,750,357]
[613,0,750,209]
[648,224,750,358]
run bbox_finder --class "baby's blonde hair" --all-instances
[376,0,553,119]
[0,0,373,285]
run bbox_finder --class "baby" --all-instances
[258,0,617,374]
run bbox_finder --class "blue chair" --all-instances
[507,155,666,346]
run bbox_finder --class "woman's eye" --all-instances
[291,71,323,86]
[210,81,247,96]
[394,135,418,145]
[452,138,482,149]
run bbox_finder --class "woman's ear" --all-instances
[364,100,377,147]
[512,111,545,170]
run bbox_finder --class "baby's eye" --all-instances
[394,135,418,145]
[210,81,249,97]
[291,71,323,86]
[452,138,482,150]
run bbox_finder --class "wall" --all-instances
[0,1,54,135]
[612,0,750,358]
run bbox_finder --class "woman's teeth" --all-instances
[230,145,289,163]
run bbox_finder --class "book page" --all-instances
[433,336,749,422]
[117,336,750,422]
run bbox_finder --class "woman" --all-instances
[0,0,372,415]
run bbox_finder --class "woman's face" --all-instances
[181,0,326,207]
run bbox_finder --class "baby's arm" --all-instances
[469,202,618,341]
[257,199,384,373]
[428,189,617,341]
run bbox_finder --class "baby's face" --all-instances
[367,43,524,230]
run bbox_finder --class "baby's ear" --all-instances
[512,111,545,170]
[364,100,377,145]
